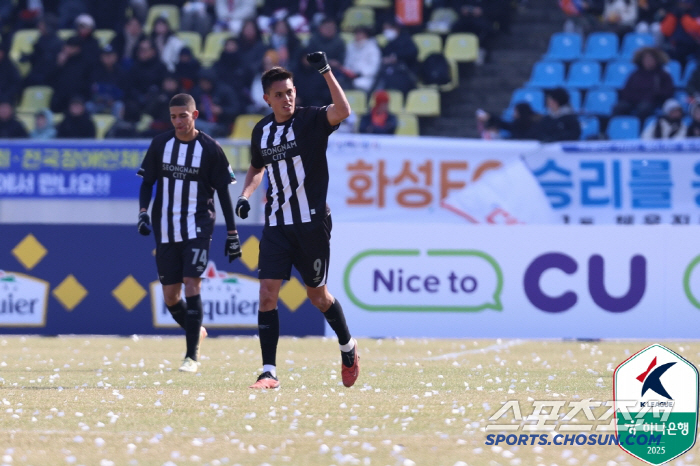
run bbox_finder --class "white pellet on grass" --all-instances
[94,437,105,447]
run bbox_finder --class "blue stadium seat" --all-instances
[665,60,682,87]
[682,60,697,87]
[675,90,690,112]
[602,60,636,88]
[607,115,640,139]
[509,87,545,114]
[620,32,654,59]
[582,32,619,61]
[567,88,581,112]
[566,60,601,88]
[578,115,600,139]
[527,60,566,88]
[544,32,582,61]
[583,88,618,115]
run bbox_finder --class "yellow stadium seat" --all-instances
[9,29,40,76]
[355,0,391,6]
[341,7,375,32]
[58,29,73,41]
[405,88,441,116]
[16,113,35,133]
[178,31,203,59]
[94,29,116,47]
[412,33,443,62]
[375,33,388,48]
[93,114,116,139]
[17,86,53,113]
[369,89,404,114]
[145,5,180,33]
[345,89,368,115]
[444,33,479,62]
[396,113,419,136]
[202,32,231,65]
[230,114,263,140]
[426,7,459,34]
[340,32,354,45]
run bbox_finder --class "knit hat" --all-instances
[374,90,390,105]
[75,14,95,29]
[662,98,682,115]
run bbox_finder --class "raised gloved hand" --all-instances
[137,212,151,236]
[307,51,331,74]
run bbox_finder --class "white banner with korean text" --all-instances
[326,135,539,222]
[326,136,700,225]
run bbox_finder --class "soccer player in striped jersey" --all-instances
[137,93,242,373]
[236,52,359,390]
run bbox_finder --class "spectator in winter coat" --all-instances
[57,97,96,138]
[213,38,251,100]
[268,18,302,69]
[359,90,397,135]
[0,101,29,138]
[341,27,381,93]
[641,98,687,138]
[90,45,126,115]
[72,14,101,67]
[660,0,700,65]
[173,46,201,91]
[110,16,147,66]
[23,14,64,87]
[30,109,57,139]
[214,0,257,35]
[191,69,243,137]
[48,36,92,113]
[601,0,638,36]
[613,46,674,121]
[123,38,168,105]
[533,87,581,142]
[238,19,269,84]
[686,100,700,136]
[307,18,346,70]
[0,45,21,105]
[150,17,185,72]
[381,20,419,73]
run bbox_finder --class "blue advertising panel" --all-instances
[0,225,324,336]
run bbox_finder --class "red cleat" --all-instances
[341,339,360,387]
[249,371,280,389]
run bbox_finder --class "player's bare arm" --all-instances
[306,51,351,126]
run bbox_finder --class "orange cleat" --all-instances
[341,339,360,387]
[249,371,280,389]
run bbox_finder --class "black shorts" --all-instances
[258,215,332,288]
[156,237,211,285]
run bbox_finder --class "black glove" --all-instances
[307,51,330,74]
[137,212,151,236]
[236,196,250,219]
[225,233,242,262]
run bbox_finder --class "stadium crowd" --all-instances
[479,0,700,141]
[0,0,519,139]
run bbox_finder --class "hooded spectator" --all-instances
[174,46,201,91]
[642,98,688,138]
[57,96,96,138]
[30,109,57,139]
[48,36,92,113]
[0,45,21,104]
[268,18,302,68]
[150,17,185,72]
[0,101,29,138]
[90,45,126,115]
[307,18,346,68]
[110,16,147,66]
[359,90,398,135]
[23,14,64,87]
[613,47,674,121]
[238,19,268,81]
[123,38,168,105]
[686,100,700,136]
[533,87,581,142]
[192,68,243,137]
[342,27,381,93]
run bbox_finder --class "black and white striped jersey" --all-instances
[137,130,235,243]
[250,106,338,227]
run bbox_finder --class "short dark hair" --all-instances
[262,66,294,94]
[169,93,195,108]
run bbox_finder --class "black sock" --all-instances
[323,299,352,346]
[166,300,187,330]
[258,309,279,368]
[185,295,203,361]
